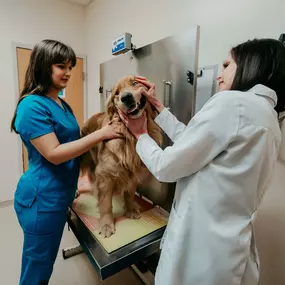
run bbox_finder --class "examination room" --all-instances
[1,0,285,284]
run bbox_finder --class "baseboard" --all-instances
[0,199,13,208]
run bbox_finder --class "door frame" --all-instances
[11,41,88,176]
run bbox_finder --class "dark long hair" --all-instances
[10,39,76,132]
[230,38,285,119]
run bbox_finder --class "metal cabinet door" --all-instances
[99,26,200,211]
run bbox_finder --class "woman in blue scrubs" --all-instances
[10,39,122,285]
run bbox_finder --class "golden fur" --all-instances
[80,75,163,238]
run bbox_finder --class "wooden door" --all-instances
[16,47,85,172]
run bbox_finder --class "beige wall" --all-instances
[0,0,86,202]
[85,0,285,284]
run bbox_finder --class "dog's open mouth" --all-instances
[127,95,147,116]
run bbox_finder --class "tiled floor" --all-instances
[0,201,143,285]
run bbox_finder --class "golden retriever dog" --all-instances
[80,75,163,238]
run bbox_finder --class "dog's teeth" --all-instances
[128,106,137,113]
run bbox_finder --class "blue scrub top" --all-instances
[14,94,81,212]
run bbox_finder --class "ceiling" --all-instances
[62,0,93,6]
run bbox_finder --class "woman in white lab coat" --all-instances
[119,38,285,285]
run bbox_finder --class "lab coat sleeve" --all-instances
[154,108,187,142]
[136,91,240,182]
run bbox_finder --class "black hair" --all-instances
[11,39,76,132]
[230,38,285,120]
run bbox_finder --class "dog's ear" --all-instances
[146,102,157,119]
[106,94,116,119]
[151,105,157,115]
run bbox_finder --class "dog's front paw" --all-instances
[99,223,115,238]
[99,214,115,238]
[125,208,141,219]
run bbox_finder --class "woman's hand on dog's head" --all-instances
[100,118,124,140]
[118,110,148,139]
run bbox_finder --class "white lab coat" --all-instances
[136,84,281,285]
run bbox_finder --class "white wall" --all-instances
[85,0,285,284]
[0,0,86,202]
[85,0,285,116]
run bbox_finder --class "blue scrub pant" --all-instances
[14,199,68,285]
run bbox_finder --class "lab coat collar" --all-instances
[248,84,277,108]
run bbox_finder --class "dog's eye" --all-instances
[132,81,138,86]
[115,90,119,96]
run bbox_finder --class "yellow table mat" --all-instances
[72,193,169,253]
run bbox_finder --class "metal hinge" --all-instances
[82,72,86,81]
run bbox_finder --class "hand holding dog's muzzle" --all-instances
[118,110,148,139]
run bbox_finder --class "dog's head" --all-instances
[106,75,149,119]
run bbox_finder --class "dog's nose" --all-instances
[121,92,135,105]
